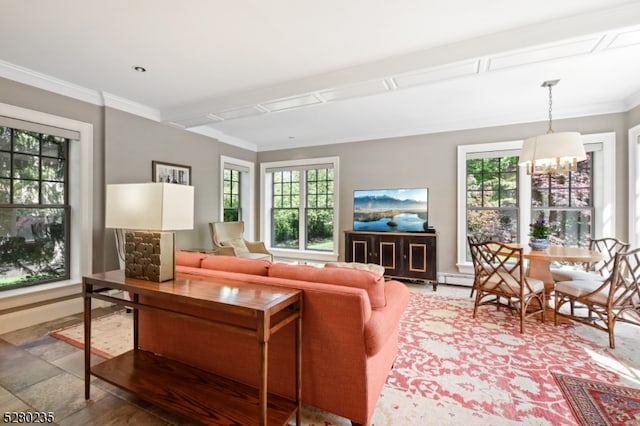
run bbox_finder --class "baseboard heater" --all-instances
[437,273,474,287]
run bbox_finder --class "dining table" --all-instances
[505,243,603,321]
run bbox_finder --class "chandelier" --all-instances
[518,80,586,175]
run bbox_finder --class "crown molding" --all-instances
[0,59,102,105]
[101,92,161,122]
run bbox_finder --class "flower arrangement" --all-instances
[529,215,550,239]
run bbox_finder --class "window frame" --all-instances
[260,156,339,262]
[0,102,93,301]
[629,124,640,248]
[219,156,255,239]
[1,128,71,289]
[456,132,615,274]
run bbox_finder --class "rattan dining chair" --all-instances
[469,240,546,334]
[554,247,640,349]
[551,237,629,282]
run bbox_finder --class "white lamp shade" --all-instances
[105,183,194,231]
[518,132,587,165]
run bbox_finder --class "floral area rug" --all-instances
[48,294,639,425]
[374,294,639,426]
[553,372,640,426]
[48,310,132,359]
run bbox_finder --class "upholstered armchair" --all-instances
[208,221,273,261]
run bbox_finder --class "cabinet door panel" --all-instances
[408,242,428,273]
[346,235,369,263]
[378,241,397,271]
[402,235,437,280]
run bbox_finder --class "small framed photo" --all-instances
[152,161,192,185]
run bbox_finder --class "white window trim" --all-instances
[220,155,255,239]
[629,124,640,248]
[0,102,93,304]
[260,156,339,262]
[456,132,615,274]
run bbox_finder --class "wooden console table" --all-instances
[83,270,302,426]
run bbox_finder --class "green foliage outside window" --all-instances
[0,127,69,290]
[531,152,593,247]
[223,168,241,222]
[466,156,519,245]
[271,167,334,251]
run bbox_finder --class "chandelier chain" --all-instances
[547,84,553,133]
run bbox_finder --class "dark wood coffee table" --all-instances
[83,270,302,426]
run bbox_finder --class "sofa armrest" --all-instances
[364,280,411,356]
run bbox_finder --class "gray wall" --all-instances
[258,112,630,275]
[1,75,636,276]
[629,104,640,128]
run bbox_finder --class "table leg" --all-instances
[83,280,92,400]
[296,300,302,426]
[526,258,569,323]
[258,313,269,426]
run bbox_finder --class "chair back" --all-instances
[587,237,630,276]
[468,240,533,297]
[609,247,640,308]
[209,221,245,249]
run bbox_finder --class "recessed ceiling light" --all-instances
[132,66,147,73]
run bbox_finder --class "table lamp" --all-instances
[105,183,194,282]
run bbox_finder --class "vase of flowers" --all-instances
[529,215,550,251]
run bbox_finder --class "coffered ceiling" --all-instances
[1,1,640,151]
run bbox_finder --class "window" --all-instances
[466,155,519,248]
[457,133,614,274]
[305,168,334,251]
[219,156,254,236]
[0,126,69,290]
[0,102,92,323]
[261,157,339,261]
[272,169,300,249]
[531,152,594,247]
[222,168,241,221]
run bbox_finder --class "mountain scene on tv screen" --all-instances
[354,189,428,232]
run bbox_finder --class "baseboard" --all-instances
[437,272,474,287]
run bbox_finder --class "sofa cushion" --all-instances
[268,263,386,309]
[220,238,250,255]
[325,261,385,278]
[201,255,271,276]
[175,251,208,268]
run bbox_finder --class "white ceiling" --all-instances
[1,0,640,151]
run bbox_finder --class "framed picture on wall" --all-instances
[152,161,192,185]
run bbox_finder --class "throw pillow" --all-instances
[268,263,387,309]
[325,261,385,278]
[220,238,250,255]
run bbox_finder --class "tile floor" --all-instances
[0,282,636,425]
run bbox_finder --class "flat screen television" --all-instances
[353,187,429,232]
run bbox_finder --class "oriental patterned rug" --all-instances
[49,293,639,426]
[553,372,640,426]
[48,310,132,359]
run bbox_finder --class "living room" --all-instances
[1,2,640,425]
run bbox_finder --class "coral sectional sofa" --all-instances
[137,251,411,426]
